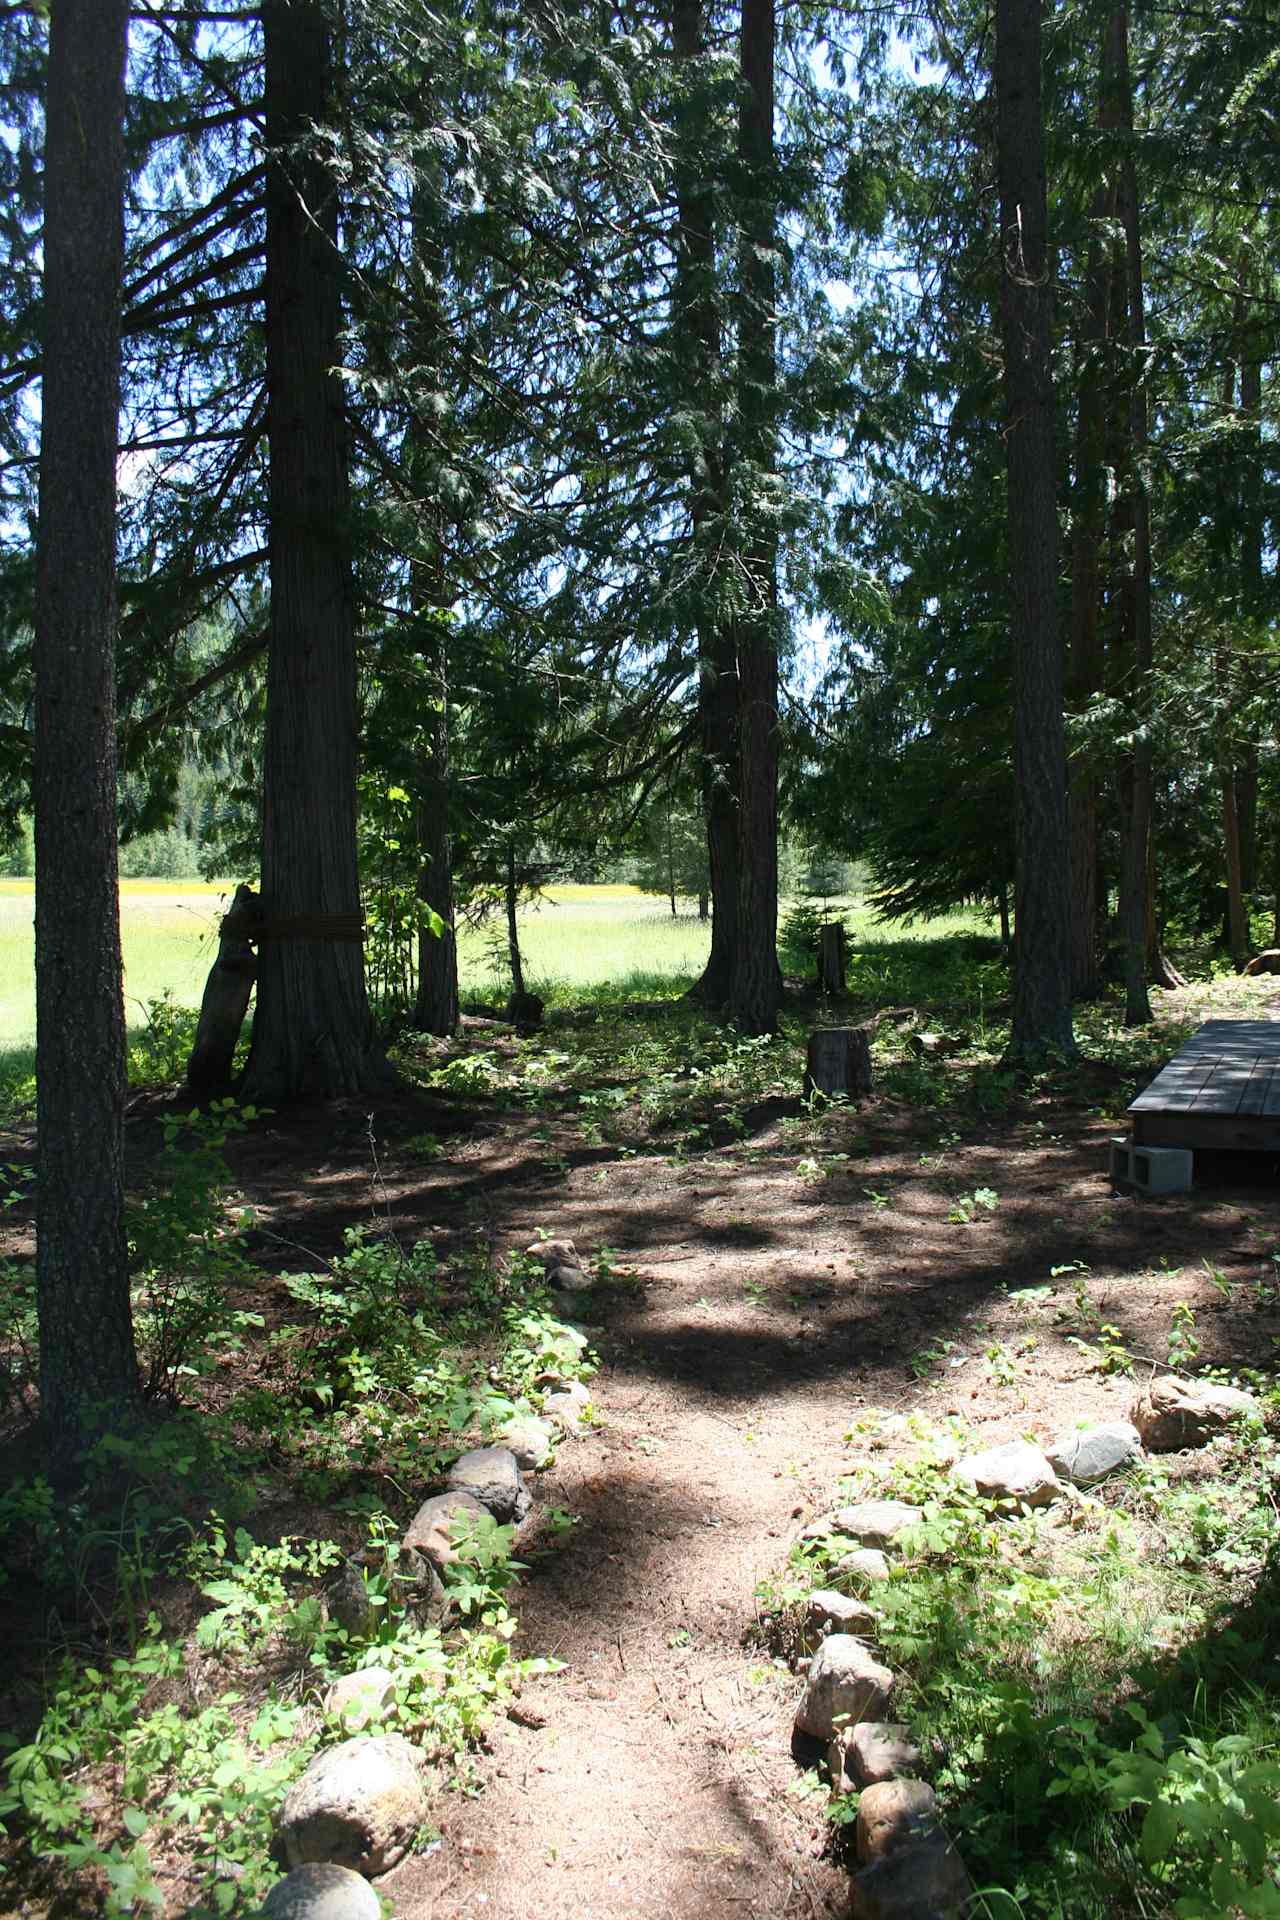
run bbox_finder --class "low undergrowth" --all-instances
[758,1396,1280,1919]
[0,1115,595,1917]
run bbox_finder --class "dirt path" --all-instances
[144,978,1268,1920]
[385,1291,856,1920]
[359,1093,1278,1920]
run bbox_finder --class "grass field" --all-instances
[0,878,996,1066]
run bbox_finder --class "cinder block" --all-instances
[1109,1137,1132,1184]
[1131,1144,1193,1194]
[1112,1136,1193,1194]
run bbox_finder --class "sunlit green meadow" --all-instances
[0,877,998,1069]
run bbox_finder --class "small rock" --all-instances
[805,1590,878,1642]
[832,1501,924,1551]
[794,1635,894,1741]
[324,1566,376,1641]
[495,1415,554,1470]
[543,1380,593,1432]
[835,1547,891,1584]
[549,1265,594,1292]
[849,1829,971,1920]
[1131,1375,1260,1452]
[323,1669,395,1734]
[387,1543,449,1623]
[445,1446,529,1524]
[1047,1420,1143,1487]
[954,1439,1060,1508]
[262,1862,382,1919]
[856,1779,939,1864]
[526,1239,578,1269]
[275,1735,427,1877]
[841,1722,922,1788]
[402,1491,490,1571]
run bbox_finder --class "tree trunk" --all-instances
[241,0,385,1103]
[674,0,740,1008]
[728,0,782,1037]
[1101,4,1153,1027]
[1222,758,1248,970]
[413,643,460,1036]
[1236,291,1263,894]
[407,185,460,1039]
[505,839,525,1000]
[187,884,260,1095]
[996,0,1076,1061]
[34,0,139,1474]
[803,1027,872,1100]
[1066,161,1116,1000]
[818,923,847,995]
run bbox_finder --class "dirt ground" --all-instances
[188,984,1278,1920]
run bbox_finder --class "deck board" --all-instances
[1129,1020,1280,1151]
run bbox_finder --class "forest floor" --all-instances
[217,969,1279,1918]
[3,957,1279,1917]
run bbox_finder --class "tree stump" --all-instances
[186,883,260,1095]
[804,1026,872,1100]
[817,922,848,995]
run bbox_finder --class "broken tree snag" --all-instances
[817,922,848,995]
[804,1026,872,1100]
[186,883,261,1095]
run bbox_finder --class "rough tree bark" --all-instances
[412,634,460,1036]
[996,0,1077,1061]
[674,0,740,1008]
[34,0,140,1473]
[241,0,386,1102]
[407,185,460,1039]
[1066,103,1118,1001]
[728,0,783,1037]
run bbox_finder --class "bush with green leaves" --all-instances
[127,1100,262,1402]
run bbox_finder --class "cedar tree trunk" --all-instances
[34,0,139,1473]
[996,0,1076,1061]
[241,0,385,1102]
[674,0,740,1007]
[728,0,782,1036]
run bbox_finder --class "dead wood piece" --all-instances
[804,1026,873,1100]
[186,883,260,1095]
[817,923,848,995]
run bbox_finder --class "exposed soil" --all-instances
[6,977,1280,1919]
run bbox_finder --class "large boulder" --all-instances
[1047,1420,1143,1487]
[794,1635,894,1742]
[275,1735,427,1878]
[444,1446,530,1524]
[1131,1375,1260,1452]
[953,1439,1060,1508]
[261,1863,382,1919]
[403,1490,490,1572]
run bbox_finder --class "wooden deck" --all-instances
[1129,1020,1280,1151]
